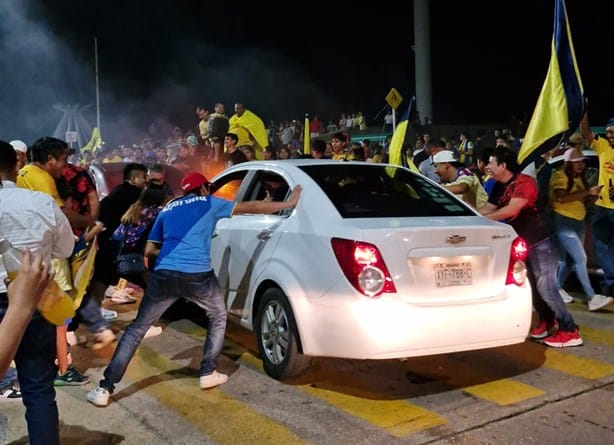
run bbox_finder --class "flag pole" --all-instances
[94,37,101,134]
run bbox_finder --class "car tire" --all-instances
[255,288,312,380]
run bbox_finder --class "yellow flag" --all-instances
[228,110,268,160]
[81,127,102,152]
[304,115,310,155]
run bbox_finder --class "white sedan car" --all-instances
[209,160,532,380]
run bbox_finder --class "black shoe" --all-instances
[54,366,89,386]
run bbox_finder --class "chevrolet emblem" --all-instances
[446,235,466,245]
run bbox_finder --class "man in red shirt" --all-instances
[480,146,582,348]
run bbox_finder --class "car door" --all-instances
[210,168,293,321]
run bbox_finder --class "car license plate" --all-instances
[434,262,472,287]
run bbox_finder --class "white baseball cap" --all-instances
[432,150,459,164]
[9,140,27,153]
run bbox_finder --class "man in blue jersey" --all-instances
[88,172,302,407]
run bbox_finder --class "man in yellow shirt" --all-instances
[17,136,90,386]
[581,113,614,297]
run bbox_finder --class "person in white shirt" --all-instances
[0,140,74,445]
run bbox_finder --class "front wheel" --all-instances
[255,288,312,380]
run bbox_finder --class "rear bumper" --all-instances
[295,283,532,359]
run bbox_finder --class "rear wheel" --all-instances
[255,288,312,380]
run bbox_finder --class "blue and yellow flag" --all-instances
[387,96,418,172]
[517,0,584,167]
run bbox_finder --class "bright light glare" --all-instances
[354,245,376,264]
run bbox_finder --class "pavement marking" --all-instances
[122,346,308,445]
[301,385,446,437]
[576,325,614,348]
[462,379,545,405]
[168,319,613,433]
[403,354,547,406]
[543,349,614,379]
[171,320,446,436]
[497,340,614,379]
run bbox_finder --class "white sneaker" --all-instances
[108,287,136,304]
[143,325,163,339]
[588,294,613,311]
[87,386,110,407]
[199,370,228,389]
[559,289,574,304]
[101,307,118,320]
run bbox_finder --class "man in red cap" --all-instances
[88,171,303,407]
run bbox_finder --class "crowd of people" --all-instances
[1,99,613,443]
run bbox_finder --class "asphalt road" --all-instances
[2,291,613,445]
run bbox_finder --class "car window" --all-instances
[210,170,248,201]
[242,171,291,216]
[244,172,289,202]
[299,164,473,218]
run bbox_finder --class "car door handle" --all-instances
[258,228,272,240]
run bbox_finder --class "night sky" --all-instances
[1,1,613,146]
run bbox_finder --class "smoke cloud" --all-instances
[0,0,345,150]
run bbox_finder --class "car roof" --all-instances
[211,159,412,179]
[547,149,598,165]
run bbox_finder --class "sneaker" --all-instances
[544,329,583,348]
[87,386,110,407]
[144,325,163,339]
[0,386,21,401]
[199,370,228,389]
[559,289,574,304]
[101,307,118,321]
[108,287,136,304]
[54,366,90,386]
[90,328,116,351]
[66,331,87,346]
[588,294,613,312]
[529,320,558,339]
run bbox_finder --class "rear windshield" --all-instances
[299,164,474,218]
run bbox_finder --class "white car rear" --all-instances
[210,160,531,380]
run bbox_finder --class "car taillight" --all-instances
[331,238,397,297]
[506,237,528,285]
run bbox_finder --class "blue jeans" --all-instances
[591,206,614,288]
[100,269,227,393]
[0,295,59,445]
[0,366,17,389]
[554,213,595,297]
[76,291,110,333]
[527,239,576,331]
